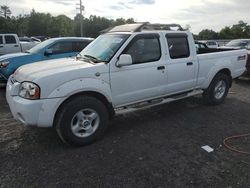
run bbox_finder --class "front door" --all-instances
[110,33,168,107]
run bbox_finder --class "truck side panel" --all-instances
[197,49,247,89]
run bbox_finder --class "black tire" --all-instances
[55,95,109,146]
[203,73,230,105]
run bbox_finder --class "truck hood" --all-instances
[0,52,29,61]
[14,57,96,82]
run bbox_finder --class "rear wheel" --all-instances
[55,95,109,146]
[203,73,230,105]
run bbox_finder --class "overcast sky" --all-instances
[3,0,250,34]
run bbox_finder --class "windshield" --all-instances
[27,39,54,54]
[79,34,130,62]
[226,40,249,47]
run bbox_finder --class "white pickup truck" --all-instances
[0,34,39,56]
[6,23,247,146]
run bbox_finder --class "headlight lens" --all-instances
[0,61,10,68]
[19,82,40,100]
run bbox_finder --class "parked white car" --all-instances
[0,34,40,56]
[6,23,247,146]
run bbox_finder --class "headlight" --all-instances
[0,61,10,68]
[19,82,40,100]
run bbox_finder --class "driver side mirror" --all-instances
[116,54,132,67]
[44,49,53,56]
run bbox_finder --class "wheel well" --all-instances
[54,91,115,126]
[217,68,232,87]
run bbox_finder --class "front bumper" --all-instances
[7,91,44,126]
[6,77,65,127]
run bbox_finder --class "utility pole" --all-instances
[76,0,84,37]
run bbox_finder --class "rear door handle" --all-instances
[14,45,19,47]
[157,66,165,70]
[187,62,193,66]
[0,46,3,48]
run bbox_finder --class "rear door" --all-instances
[165,33,197,94]
[0,35,4,55]
[4,35,21,54]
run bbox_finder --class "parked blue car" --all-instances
[0,37,94,83]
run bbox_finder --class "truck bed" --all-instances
[197,49,247,89]
[198,48,250,74]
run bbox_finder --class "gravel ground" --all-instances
[0,79,250,188]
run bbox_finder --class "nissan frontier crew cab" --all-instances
[6,23,247,146]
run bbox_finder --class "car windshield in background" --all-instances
[226,40,249,47]
[27,39,54,54]
[79,34,130,63]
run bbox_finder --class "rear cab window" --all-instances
[166,33,190,59]
[5,35,17,44]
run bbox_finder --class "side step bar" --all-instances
[115,89,203,114]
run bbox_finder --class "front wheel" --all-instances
[203,73,230,105]
[55,95,109,146]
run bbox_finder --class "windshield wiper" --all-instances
[84,54,102,63]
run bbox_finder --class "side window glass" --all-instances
[5,35,17,44]
[167,36,190,59]
[0,36,3,44]
[49,42,73,54]
[122,35,161,64]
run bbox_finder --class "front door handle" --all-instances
[187,62,193,66]
[157,66,165,70]
[14,45,19,47]
[0,46,3,48]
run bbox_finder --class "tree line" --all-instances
[0,9,135,38]
[0,6,250,40]
[195,21,250,40]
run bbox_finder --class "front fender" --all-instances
[47,78,112,103]
[36,78,112,127]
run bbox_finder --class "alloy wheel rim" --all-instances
[70,108,100,138]
[214,80,226,100]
